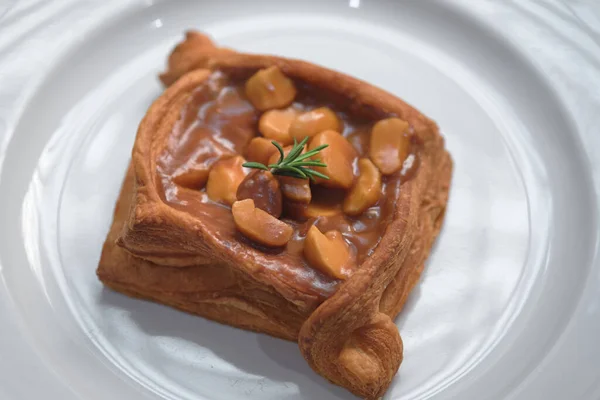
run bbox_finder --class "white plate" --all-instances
[1,1,599,399]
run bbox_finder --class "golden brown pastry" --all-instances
[97,31,452,399]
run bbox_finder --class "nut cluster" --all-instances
[190,66,413,279]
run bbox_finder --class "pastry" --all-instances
[97,31,452,399]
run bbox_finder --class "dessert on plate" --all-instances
[97,31,452,399]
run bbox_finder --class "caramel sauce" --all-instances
[156,71,418,299]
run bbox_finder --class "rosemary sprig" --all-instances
[243,136,330,181]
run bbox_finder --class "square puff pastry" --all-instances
[97,32,452,399]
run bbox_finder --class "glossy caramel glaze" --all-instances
[156,71,419,299]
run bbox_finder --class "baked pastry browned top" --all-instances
[153,67,421,301]
[98,31,452,400]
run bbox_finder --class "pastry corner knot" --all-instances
[159,30,234,86]
[300,308,403,400]
[337,313,403,399]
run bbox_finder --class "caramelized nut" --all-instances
[308,130,357,189]
[343,158,382,216]
[245,66,296,111]
[369,118,411,175]
[285,187,343,219]
[171,135,235,190]
[232,199,293,247]
[289,107,341,140]
[173,169,210,190]
[236,170,283,218]
[259,108,298,145]
[305,202,342,218]
[206,156,247,205]
[279,176,311,204]
[283,202,309,221]
[245,137,277,166]
[304,226,350,279]
[278,175,311,220]
[346,130,370,155]
[306,186,345,218]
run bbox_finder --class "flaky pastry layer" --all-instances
[97,32,452,399]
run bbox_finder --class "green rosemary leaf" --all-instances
[242,162,269,171]
[294,161,327,167]
[309,143,329,153]
[284,136,309,163]
[271,141,285,164]
[244,135,329,180]
[273,169,305,179]
[286,166,308,178]
[294,145,329,162]
[305,169,330,180]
